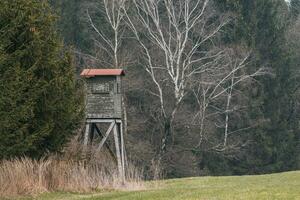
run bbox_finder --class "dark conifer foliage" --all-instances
[49,0,92,53]
[290,0,300,19]
[0,0,83,159]
[212,0,300,174]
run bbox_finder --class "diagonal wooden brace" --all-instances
[97,121,115,151]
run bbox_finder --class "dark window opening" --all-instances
[92,83,110,94]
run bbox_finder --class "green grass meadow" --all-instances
[18,171,300,200]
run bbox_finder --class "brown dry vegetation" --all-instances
[0,136,144,198]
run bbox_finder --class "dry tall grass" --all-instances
[0,135,144,198]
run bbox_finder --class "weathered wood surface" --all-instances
[113,123,124,180]
[86,76,122,119]
[83,123,91,146]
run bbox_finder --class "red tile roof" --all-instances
[80,69,125,78]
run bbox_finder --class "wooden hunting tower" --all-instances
[81,69,126,180]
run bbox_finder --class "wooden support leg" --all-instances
[113,122,124,180]
[119,122,126,181]
[83,123,91,146]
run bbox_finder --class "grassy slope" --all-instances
[24,171,300,200]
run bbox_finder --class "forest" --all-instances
[0,0,300,190]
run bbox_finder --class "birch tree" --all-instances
[124,0,229,155]
[191,49,267,153]
[87,0,129,68]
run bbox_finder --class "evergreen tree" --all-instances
[0,0,83,159]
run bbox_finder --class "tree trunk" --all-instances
[159,117,172,157]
